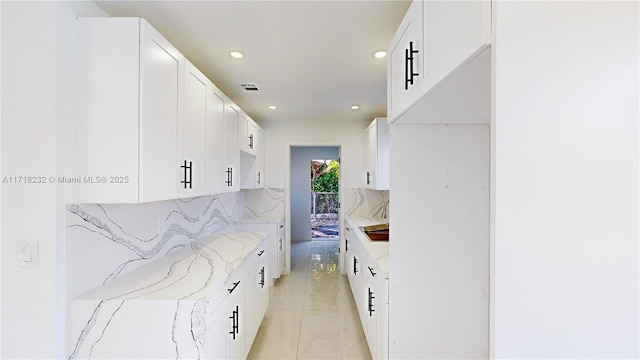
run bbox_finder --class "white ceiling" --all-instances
[94,0,411,124]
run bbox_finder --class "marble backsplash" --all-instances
[343,188,389,220]
[242,187,285,219]
[66,188,286,301]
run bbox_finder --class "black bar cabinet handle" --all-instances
[368,266,376,277]
[405,41,420,90]
[228,281,240,293]
[405,47,410,90]
[368,288,375,316]
[353,256,358,275]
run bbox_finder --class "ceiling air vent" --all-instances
[240,83,262,93]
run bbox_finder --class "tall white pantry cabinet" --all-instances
[387,0,491,359]
[388,1,639,359]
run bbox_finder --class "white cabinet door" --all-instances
[206,87,227,195]
[365,118,390,190]
[388,1,491,123]
[205,304,228,359]
[364,263,385,359]
[138,20,182,203]
[365,284,378,359]
[239,121,265,190]
[239,113,259,156]
[277,224,285,280]
[246,244,269,349]
[224,106,240,192]
[77,18,182,203]
[248,121,258,155]
[365,121,378,188]
[245,266,259,351]
[225,277,246,360]
[387,0,424,121]
[256,260,269,325]
[180,61,208,198]
[238,113,249,153]
[255,126,265,188]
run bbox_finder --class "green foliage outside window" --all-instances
[312,160,339,193]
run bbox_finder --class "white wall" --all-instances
[262,119,369,190]
[493,1,639,358]
[1,1,108,358]
[290,146,340,241]
[261,118,370,272]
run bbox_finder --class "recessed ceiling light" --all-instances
[230,51,244,59]
[351,105,360,110]
[374,50,387,59]
[268,105,277,110]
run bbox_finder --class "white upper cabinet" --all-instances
[388,0,424,122]
[388,0,491,122]
[224,105,240,192]
[240,116,265,190]
[77,17,249,202]
[364,118,390,190]
[180,60,208,198]
[239,113,260,156]
[76,18,183,203]
[205,86,227,195]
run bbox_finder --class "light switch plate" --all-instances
[18,241,38,268]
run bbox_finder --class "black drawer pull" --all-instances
[227,281,240,294]
[258,250,265,256]
[368,266,376,277]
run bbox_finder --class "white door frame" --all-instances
[285,142,345,275]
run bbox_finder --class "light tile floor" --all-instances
[247,240,372,360]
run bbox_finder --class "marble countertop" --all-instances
[75,232,266,301]
[234,215,284,225]
[345,216,389,279]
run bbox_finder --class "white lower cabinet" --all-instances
[246,243,269,349]
[205,239,268,359]
[234,221,285,286]
[345,220,389,360]
[206,270,245,360]
[364,262,388,360]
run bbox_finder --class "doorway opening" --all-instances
[288,145,343,275]
[311,159,339,240]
